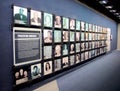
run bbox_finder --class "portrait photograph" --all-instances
[85,42,89,50]
[81,32,84,41]
[85,32,89,41]
[89,51,91,59]
[44,61,52,75]
[93,25,95,32]
[75,54,80,64]
[91,50,95,57]
[70,19,75,30]
[70,43,75,54]
[92,33,95,40]
[81,21,85,31]
[54,15,61,28]
[76,32,80,41]
[81,53,84,61]
[44,12,53,27]
[70,31,75,42]
[44,29,52,43]
[76,20,80,30]
[86,23,88,31]
[62,44,68,55]
[92,42,95,49]
[13,6,28,25]
[44,46,52,59]
[76,43,80,53]
[30,10,42,26]
[89,24,92,31]
[54,45,61,57]
[63,17,69,29]
[31,63,41,79]
[62,57,69,68]
[63,31,69,42]
[81,42,85,51]
[70,55,75,66]
[89,33,92,40]
[54,30,61,42]
[54,59,61,71]
[85,52,89,60]
[89,42,92,49]
[95,25,98,32]
[14,68,28,85]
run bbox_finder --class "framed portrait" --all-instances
[44,29,52,43]
[85,52,89,60]
[85,42,89,50]
[81,21,85,31]
[75,54,80,64]
[70,31,75,42]
[81,32,84,41]
[63,31,69,42]
[44,61,52,75]
[54,45,61,57]
[13,27,42,66]
[86,23,88,31]
[13,6,28,25]
[76,20,80,30]
[81,53,84,61]
[70,55,75,66]
[63,17,69,29]
[81,42,85,51]
[54,15,61,28]
[70,19,75,30]
[92,33,95,40]
[76,43,80,53]
[92,24,95,32]
[76,32,80,41]
[85,32,89,41]
[62,44,68,55]
[44,12,53,27]
[91,50,95,57]
[14,68,28,85]
[30,10,42,26]
[92,42,95,49]
[44,46,52,59]
[31,63,41,79]
[89,51,91,59]
[89,42,92,49]
[54,30,61,43]
[89,33,92,40]
[54,59,61,71]
[62,57,69,68]
[70,43,75,54]
[89,24,92,31]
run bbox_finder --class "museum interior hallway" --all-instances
[20,50,120,91]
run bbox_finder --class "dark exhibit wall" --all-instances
[0,0,117,91]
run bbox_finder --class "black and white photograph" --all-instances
[31,63,41,79]
[44,29,52,43]
[63,17,69,29]
[81,42,85,51]
[63,31,69,42]
[54,59,61,71]
[75,54,80,64]
[54,45,61,57]
[62,57,69,68]
[70,55,75,65]
[70,43,75,54]
[54,15,61,28]
[76,32,80,41]
[54,30,61,42]
[81,32,84,41]
[13,6,28,25]
[70,31,75,42]
[30,10,41,26]
[44,46,52,59]
[76,43,80,52]
[81,53,84,61]
[62,44,68,55]
[76,20,80,30]
[85,52,89,60]
[70,19,75,30]
[44,61,52,75]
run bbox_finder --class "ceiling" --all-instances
[77,0,120,23]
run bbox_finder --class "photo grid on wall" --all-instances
[12,5,108,87]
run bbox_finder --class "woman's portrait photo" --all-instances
[54,45,61,57]
[70,19,75,30]
[54,16,61,28]
[15,68,28,85]
[14,6,27,25]
[63,31,69,42]
[44,12,53,27]
[30,10,41,26]
[44,29,52,43]
[31,64,41,79]
[81,42,85,51]
[75,54,80,64]
[70,44,75,54]
[54,30,61,42]
[44,61,52,75]
[54,59,61,71]
[62,57,69,68]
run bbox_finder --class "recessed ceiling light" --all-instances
[99,0,107,4]
[105,6,113,9]
[110,10,116,12]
